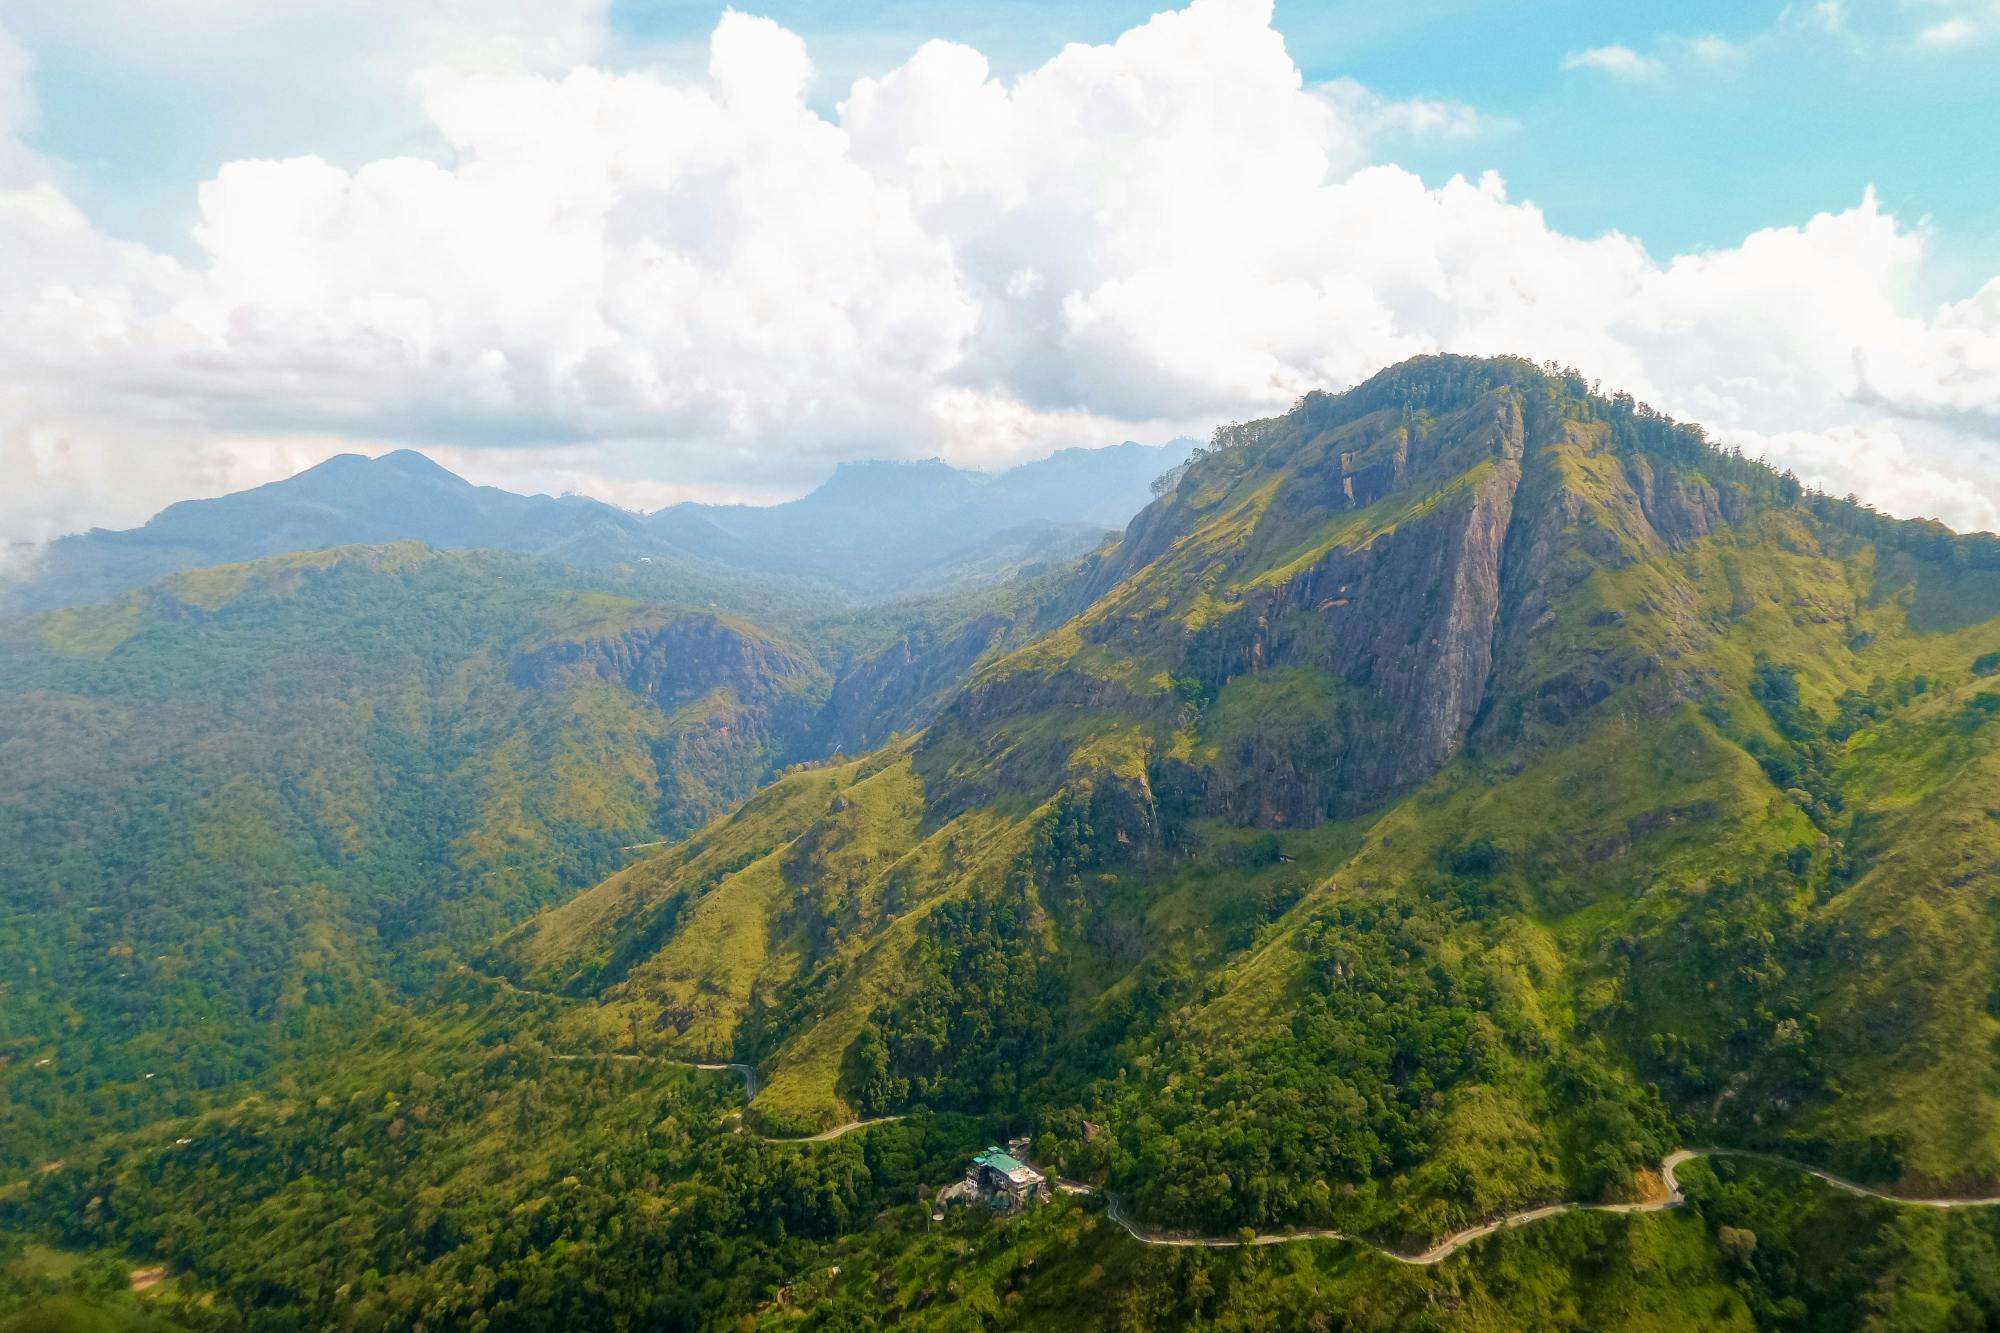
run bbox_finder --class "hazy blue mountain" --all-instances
[1,440,1193,615]
[0,450,660,616]
[645,441,1196,595]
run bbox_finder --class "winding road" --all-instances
[530,1043,901,1143]
[762,1116,905,1143]
[575,1051,2000,1222]
[1091,1148,2000,1266]
[684,1061,760,1099]
[674,1058,902,1143]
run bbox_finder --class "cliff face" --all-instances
[925,356,1811,833]
[509,611,829,831]
[508,612,824,711]
[814,615,1017,756]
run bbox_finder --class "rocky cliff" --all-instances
[925,356,1819,833]
[508,609,829,830]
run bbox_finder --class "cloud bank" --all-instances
[2,0,1999,546]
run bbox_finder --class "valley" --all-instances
[4,355,2000,1328]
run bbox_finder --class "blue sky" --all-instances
[3,0,1998,547]
[16,1,1999,299]
[614,0,2000,290]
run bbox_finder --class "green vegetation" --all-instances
[0,1231,191,1331]
[4,986,983,1330]
[7,355,2000,1327]
[0,546,827,1171]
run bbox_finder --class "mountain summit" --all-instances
[507,354,2000,1240]
[1,440,1194,615]
[8,356,2000,1328]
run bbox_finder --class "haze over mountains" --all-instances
[5,357,2000,1329]
[1,438,1194,616]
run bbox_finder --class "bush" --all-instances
[1439,839,1506,877]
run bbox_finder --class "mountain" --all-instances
[646,442,1195,597]
[0,451,658,617]
[502,355,2000,1245]
[3,441,1193,617]
[8,357,2000,1330]
[0,533,1090,1176]
[0,542,832,1170]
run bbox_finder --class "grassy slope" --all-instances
[0,543,828,1170]
[7,357,2000,1327]
[505,357,2000,1229]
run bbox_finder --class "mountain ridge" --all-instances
[503,355,2000,1233]
[7,355,2000,1329]
[1,439,1195,616]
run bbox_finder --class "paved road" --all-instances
[685,1061,760,1099]
[760,1116,904,1143]
[1092,1147,2000,1265]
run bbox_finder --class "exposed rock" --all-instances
[816,615,1012,755]
[507,612,823,714]
[508,612,829,831]
[1625,454,1723,549]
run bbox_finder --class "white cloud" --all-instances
[0,30,48,189]
[1783,0,1852,36]
[1684,33,1751,66]
[1559,44,1669,83]
[1915,15,1980,44]
[6,0,609,80]
[1771,0,2000,50]
[1902,0,2000,47]
[2,0,2000,548]
[1314,78,1499,142]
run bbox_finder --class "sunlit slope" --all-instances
[0,543,828,1168]
[507,356,2000,1230]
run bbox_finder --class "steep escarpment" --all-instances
[505,355,2000,1238]
[927,358,1559,827]
[508,609,825,712]
[505,609,830,831]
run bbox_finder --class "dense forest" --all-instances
[6,356,2000,1328]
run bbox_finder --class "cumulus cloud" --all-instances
[1683,33,1751,66]
[2,0,2000,547]
[1559,44,1669,83]
[1314,78,1499,143]
[6,0,609,80]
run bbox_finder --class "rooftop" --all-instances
[973,1147,1028,1173]
[972,1147,1042,1185]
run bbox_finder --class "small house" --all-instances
[965,1146,1045,1209]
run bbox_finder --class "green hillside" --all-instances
[0,543,829,1169]
[505,356,2000,1237]
[7,356,2000,1329]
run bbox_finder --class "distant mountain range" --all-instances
[8,357,2000,1328]
[0,440,1194,615]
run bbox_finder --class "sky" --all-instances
[3,0,2000,558]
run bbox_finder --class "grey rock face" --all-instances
[507,614,824,713]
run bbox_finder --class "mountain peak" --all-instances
[372,448,465,480]
[287,448,465,489]
[803,456,986,510]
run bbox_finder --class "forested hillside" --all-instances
[0,543,840,1170]
[6,357,2000,1330]
[498,356,2000,1290]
